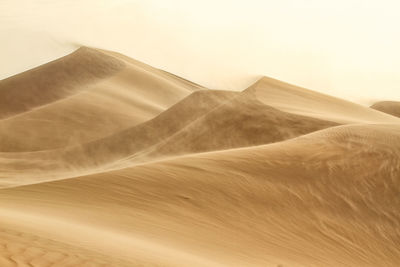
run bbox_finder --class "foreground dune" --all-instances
[1,47,400,266]
[1,124,400,266]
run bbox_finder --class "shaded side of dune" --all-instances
[62,89,337,166]
[49,90,239,168]
[0,90,237,184]
[371,101,400,118]
[143,90,338,159]
[0,89,338,185]
[0,47,125,119]
[0,47,203,152]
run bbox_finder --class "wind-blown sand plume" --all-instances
[371,101,400,118]
[61,88,336,167]
[0,47,201,152]
[0,90,238,186]
[142,90,338,159]
[1,124,400,266]
[0,89,337,187]
[0,47,125,119]
[248,76,400,123]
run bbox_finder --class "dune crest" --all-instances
[247,76,400,124]
[0,47,125,119]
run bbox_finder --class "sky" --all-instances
[0,0,399,104]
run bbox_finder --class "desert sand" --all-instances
[1,47,400,266]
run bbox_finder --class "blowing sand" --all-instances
[1,47,399,266]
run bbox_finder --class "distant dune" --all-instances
[0,85,337,187]
[0,47,201,152]
[0,47,399,267]
[142,88,338,160]
[371,101,400,118]
[248,76,400,124]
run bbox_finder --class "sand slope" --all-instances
[142,89,337,160]
[248,76,400,124]
[0,47,201,152]
[0,89,337,187]
[0,47,124,119]
[1,48,400,267]
[371,101,400,118]
[1,124,400,266]
[0,90,237,186]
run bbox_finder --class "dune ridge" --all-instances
[1,47,400,266]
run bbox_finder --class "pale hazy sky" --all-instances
[1,0,399,104]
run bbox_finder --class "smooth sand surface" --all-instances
[1,48,400,266]
[248,76,400,124]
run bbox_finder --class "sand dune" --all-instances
[248,76,400,124]
[0,88,337,187]
[371,101,400,118]
[1,48,400,266]
[0,90,237,186]
[1,124,400,266]
[142,89,337,160]
[0,47,124,119]
[0,47,201,152]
